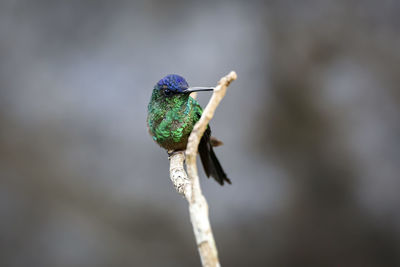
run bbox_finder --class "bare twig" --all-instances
[169,71,237,267]
[169,151,191,198]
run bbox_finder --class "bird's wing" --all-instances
[192,99,230,185]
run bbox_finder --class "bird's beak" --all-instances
[183,87,214,93]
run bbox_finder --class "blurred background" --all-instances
[1,0,399,266]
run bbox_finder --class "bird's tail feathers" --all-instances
[199,135,231,185]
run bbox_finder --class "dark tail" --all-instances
[199,134,231,185]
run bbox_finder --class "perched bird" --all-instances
[147,74,231,185]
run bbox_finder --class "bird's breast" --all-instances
[148,110,195,151]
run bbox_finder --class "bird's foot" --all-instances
[167,150,184,159]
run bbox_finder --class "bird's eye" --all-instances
[164,89,172,96]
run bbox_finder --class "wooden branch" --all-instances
[169,151,191,198]
[169,71,237,267]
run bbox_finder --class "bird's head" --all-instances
[155,74,214,97]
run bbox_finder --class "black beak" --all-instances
[183,87,214,93]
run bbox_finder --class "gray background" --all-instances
[1,0,399,266]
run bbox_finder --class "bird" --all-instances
[147,74,231,185]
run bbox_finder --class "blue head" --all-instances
[156,74,189,96]
[155,74,214,97]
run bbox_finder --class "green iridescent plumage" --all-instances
[147,89,202,150]
[147,74,231,185]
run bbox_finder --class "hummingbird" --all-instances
[147,74,231,185]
